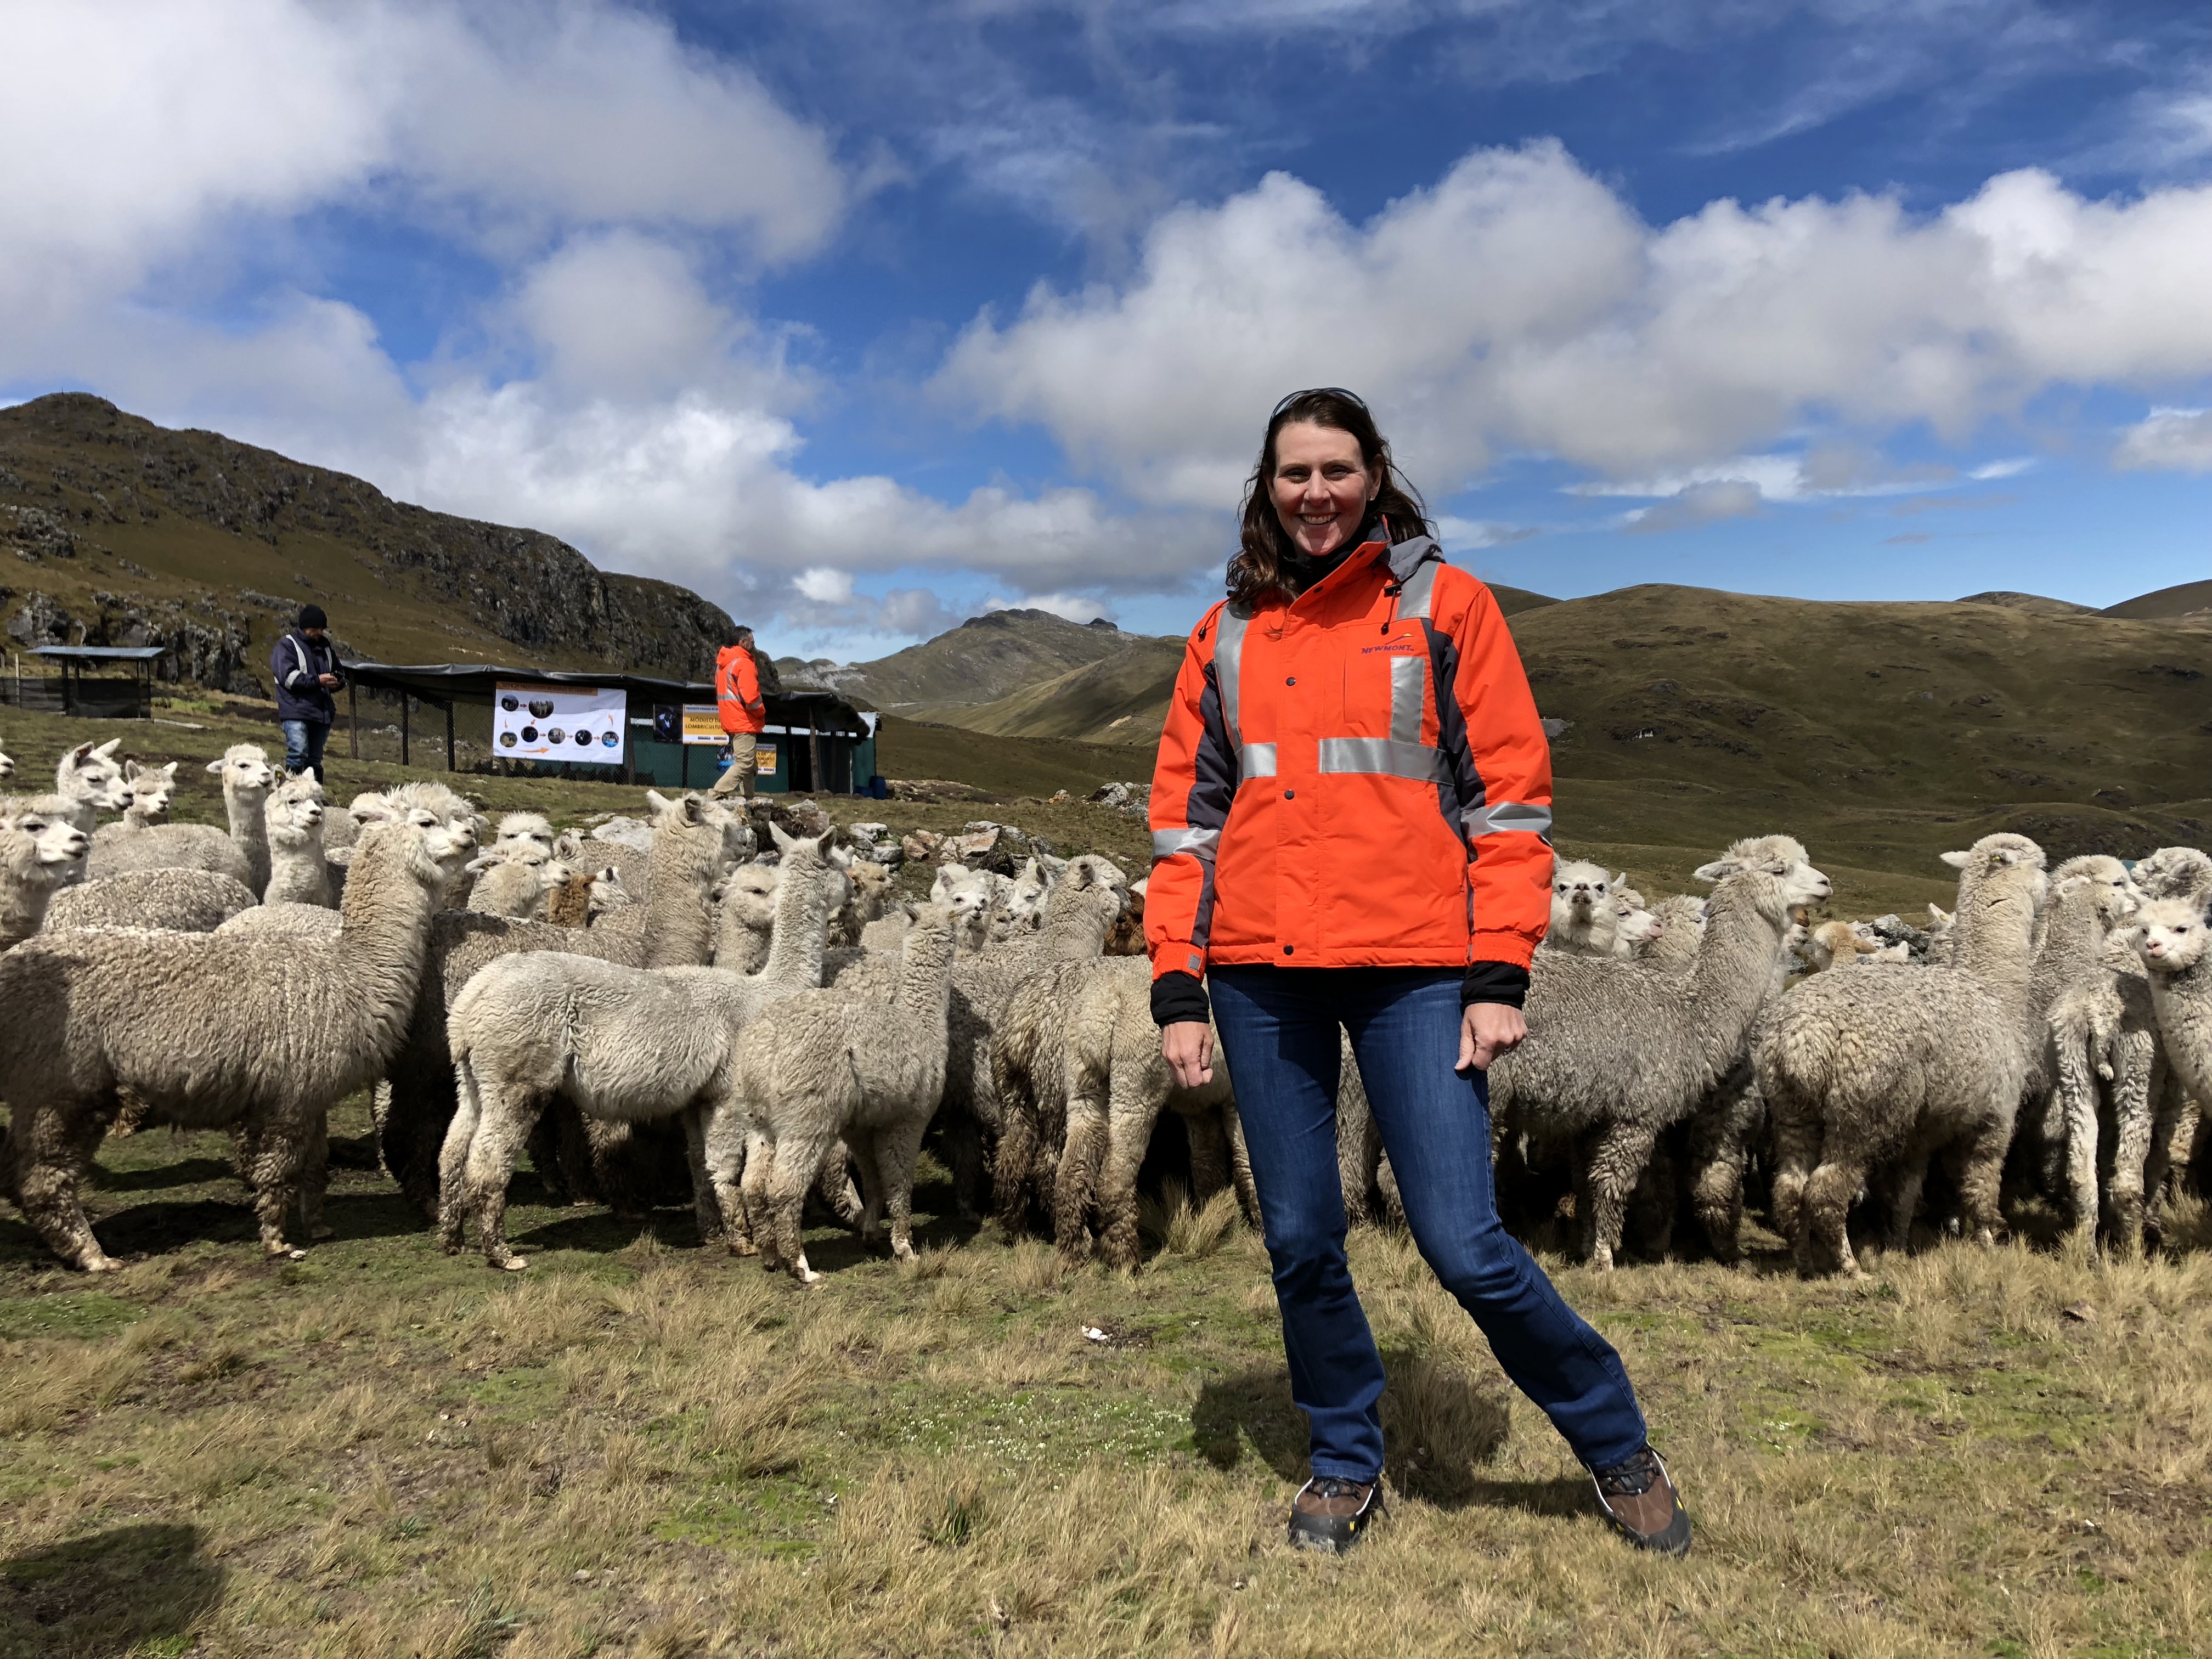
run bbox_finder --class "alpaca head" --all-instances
[1,795,92,882]
[204,742,275,804]
[588,865,635,916]
[493,811,557,855]
[2130,846,2212,905]
[1939,832,2048,912]
[2131,896,2212,975]
[2051,854,2138,929]
[58,737,131,811]
[715,862,782,930]
[1693,834,1832,912]
[1805,918,1880,972]
[120,759,179,823]
[1550,859,1610,922]
[264,774,326,846]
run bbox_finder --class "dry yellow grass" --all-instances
[2,1105,2210,1656]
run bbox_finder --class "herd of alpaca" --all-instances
[3,726,2211,1288]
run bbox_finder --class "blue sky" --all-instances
[5,1,2211,661]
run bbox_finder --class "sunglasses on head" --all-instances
[1269,386,1368,420]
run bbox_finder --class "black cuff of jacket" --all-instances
[1461,962,1530,1010]
[1150,970,1212,1028]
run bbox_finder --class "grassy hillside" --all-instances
[2104,578,2212,620]
[0,394,745,694]
[934,638,1187,747]
[782,610,1149,713]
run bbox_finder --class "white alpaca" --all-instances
[464,842,575,919]
[1,797,93,949]
[736,904,961,1282]
[1541,859,1622,956]
[47,740,130,837]
[86,743,272,894]
[0,807,477,1270]
[89,760,179,837]
[262,775,335,907]
[931,864,1000,952]
[46,868,258,934]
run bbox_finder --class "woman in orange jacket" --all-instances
[1148,390,1686,1558]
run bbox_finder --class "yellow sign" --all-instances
[679,704,725,746]
[754,742,778,777]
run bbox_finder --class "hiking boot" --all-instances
[1288,1476,1382,1555]
[1592,1446,1691,1556]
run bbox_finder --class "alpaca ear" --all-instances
[70,742,94,763]
[554,833,582,860]
[771,822,799,854]
[122,759,143,780]
[1691,860,1731,884]
[159,762,178,780]
[93,739,121,759]
[1938,850,1972,868]
[644,789,675,816]
[205,758,226,774]
[465,854,498,873]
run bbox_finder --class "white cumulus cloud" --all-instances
[2114,408,2212,473]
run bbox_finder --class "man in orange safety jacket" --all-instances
[710,626,767,801]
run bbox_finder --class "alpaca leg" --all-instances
[738,1130,778,1264]
[288,1114,332,1242]
[12,1098,123,1272]
[1096,1068,1165,1272]
[702,1106,755,1257]
[1627,1133,1678,1262]
[1691,1137,1748,1265]
[945,1113,988,1221]
[765,1132,836,1283]
[1583,1121,1659,1273]
[854,1137,885,1246]
[1948,1117,2010,1249]
[1882,1153,1930,1257]
[1765,1096,1821,1262]
[2055,1033,2105,1247]
[462,1085,545,1271]
[1802,1147,1870,1279]
[1184,1108,1232,1207]
[817,1144,866,1229]
[992,1096,1041,1236]
[681,1104,722,1246]
[2107,1062,2157,1261]
[524,1113,574,1206]
[437,1061,484,1254]
[1375,1152,1407,1229]
[1054,1061,1110,1266]
[244,1108,312,1259]
[871,1117,930,1262]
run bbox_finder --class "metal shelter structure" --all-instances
[338,659,872,793]
[20,644,167,719]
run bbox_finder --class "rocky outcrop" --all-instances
[4,586,263,696]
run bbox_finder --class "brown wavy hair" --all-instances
[1226,388,1434,607]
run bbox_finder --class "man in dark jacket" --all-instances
[271,605,344,782]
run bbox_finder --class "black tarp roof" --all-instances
[338,659,868,736]
[30,644,169,661]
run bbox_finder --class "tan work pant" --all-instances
[710,738,759,800]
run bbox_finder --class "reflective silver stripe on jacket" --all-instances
[1240,742,1278,777]
[1316,737,1449,782]
[1152,826,1220,859]
[1390,653,1425,746]
[1463,800,1553,837]
[286,637,312,689]
[1214,606,1282,780]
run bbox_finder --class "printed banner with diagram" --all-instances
[494,681,627,760]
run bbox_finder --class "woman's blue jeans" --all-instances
[1209,964,1649,1481]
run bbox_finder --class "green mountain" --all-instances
[777,607,1147,713]
[0,394,749,696]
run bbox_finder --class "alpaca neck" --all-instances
[227,786,270,891]
[1038,891,1119,962]
[720,917,771,974]
[1685,877,1788,1075]
[639,824,718,967]
[1,860,61,944]
[333,837,442,1069]
[758,858,831,985]
[893,928,957,1019]
[2028,891,2106,1017]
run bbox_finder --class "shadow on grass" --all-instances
[84,1156,235,1194]
[1,1522,224,1657]
[1192,1350,1511,1509]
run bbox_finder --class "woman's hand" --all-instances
[1161,1021,1215,1088]
[1457,1002,1527,1073]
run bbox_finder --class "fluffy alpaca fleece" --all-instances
[930,864,1001,952]
[1760,833,2047,1279]
[262,775,335,907]
[44,867,257,934]
[545,863,634,928]
[830,854,1127,1216]
[1490,835,1832,1271]
[86,743,270,894]
[2115,899,2212,1248]
[1633,895,1708,968]
[440,828,851,1267]
[2131,847,2212,906]
[463,841,574,919]
[1,797,92,949]
[492,811,557,855]
[990,952,1243,1269]
[735,904,961,1282]
[377,791,748,1218]
[0,810,475,1271]
[217,902,342,939]
[1805,919,1881,972]
[987,859,1051,944]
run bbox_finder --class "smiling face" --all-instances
[1269,421,1380,558]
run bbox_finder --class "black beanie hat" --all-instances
[298,603,328,630]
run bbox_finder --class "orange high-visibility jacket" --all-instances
[1146,534,1553,979]
[716,645,767,735]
